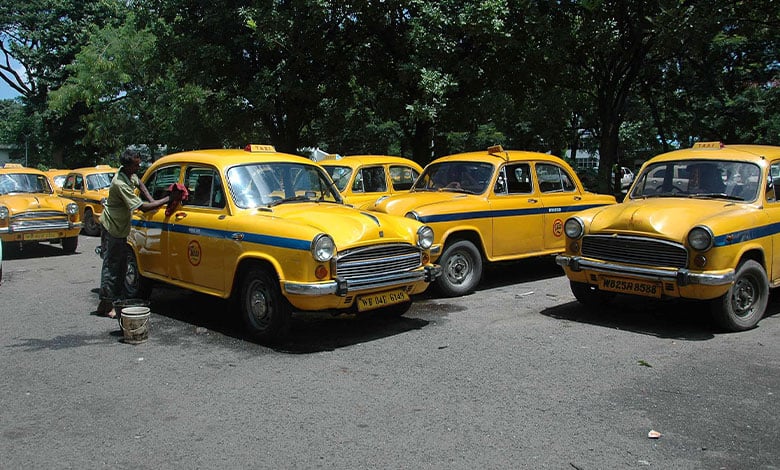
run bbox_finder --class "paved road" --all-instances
[1,235,779,469]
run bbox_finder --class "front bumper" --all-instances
[283,264,442,296]
[555,255,735,287]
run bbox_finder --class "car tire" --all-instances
[710,259,768,331]
[82,208,101,236]
[570,281,615,308]
[62,236,78,254]
[377,300,412,317]
[436,240,483,297]
[240,268,291,342]
[125,248,153,300]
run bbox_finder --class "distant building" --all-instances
[565,148,600,170]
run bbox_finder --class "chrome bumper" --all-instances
[284,265,442,296]
[0,221,82,233]
[555,255,735,287]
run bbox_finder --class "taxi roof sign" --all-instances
[2,163,24,168]
[244,144,276,153]
[693,141,725,149]
[487,145,505,155]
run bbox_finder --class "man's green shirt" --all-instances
[100,168,142,238]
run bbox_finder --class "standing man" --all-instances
[97,149,171,318]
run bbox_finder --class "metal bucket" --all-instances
[114,299,151,344]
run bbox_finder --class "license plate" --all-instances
[599,276,662,298]
[356,289,409,312]
[22,231,58,241]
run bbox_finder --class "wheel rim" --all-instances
[247,280,271,328]
[444,250,472,285]
[731,275,758,318]
[85,211,97,232]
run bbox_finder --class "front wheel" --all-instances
[710,259,768,331]
[82,208,101,236]
[570,281,616,309]
[240,268,291,342]
[435,240,483,297]
[62,236,78,254]
[125,248,153,300]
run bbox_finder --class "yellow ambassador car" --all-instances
[125,145,440,342]
[0,165,81,253]
[369,146,616,296]
[59,165,117,236]
[556,142,780,331]
[319,155,423,208]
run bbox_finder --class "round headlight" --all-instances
[66,202,79,215]
[564,217,585,239]
[311,234,335,262]
[0,206,8,219]
[405,211,420,221]
[417,225,434,250]
[687,226,713,251]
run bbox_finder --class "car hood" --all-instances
[0,193,72,215]
[370,191,475,216]
[588,198,752,241]
[268,203,420,246]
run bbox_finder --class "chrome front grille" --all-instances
[581,235,688,269]
[334,244,422,280]
[7,211,71,232]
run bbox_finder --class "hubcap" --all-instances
[732,277,757,318]
[445,252,471,285]
[249,282,269,325]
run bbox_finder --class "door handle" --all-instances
[574,196,582,200]
[175,212,187,220]
[528,198,539,203]
[232,233,245,241]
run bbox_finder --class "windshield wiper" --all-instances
[440,187,476,194]
[690,193,744,201]
[268,195,311,207]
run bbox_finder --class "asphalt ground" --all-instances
[1,234,779,469]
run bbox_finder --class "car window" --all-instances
[63,174,76,190]
[632,160,760,201]
[73,175,84,191]
[352,166,387,193]
[414,162,494,194]
[145,165,182,200]
[768,162,780,202]
[536,163,576,193]
[86,172,114,191]
[185,167,225,209]
[322,165,352,192]
[0,173,52,195]
[389,165,419,191]
[227,162,340,208]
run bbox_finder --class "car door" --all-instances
[167,165,229,293]
[134,165,182,278]
[534,162,581,251]
[490,162,546,258]
[349,165,388,207]
[766,161,780,283]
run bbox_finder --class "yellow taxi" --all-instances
[318,155,423,208]
[0,165,81,253]
[59,165,117,236]
[556,142,780,331]
[125,145,440,342]
[368,145,616,296]
[45,168,71,190]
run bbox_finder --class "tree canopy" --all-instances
[0,0,777,191]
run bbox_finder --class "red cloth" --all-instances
[165,183,189,216]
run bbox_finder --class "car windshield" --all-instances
[227,162,342,209]
[630,160,761,202]
[0,173,53,195]
[321,165,352,192]
[86,172,115,190]
[413,161,495,194]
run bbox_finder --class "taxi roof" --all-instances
[648,143,780,164]
[152,148,315,170]
[431,146,570,166]
[319,155,423,171]
[0,166,47,176]
[68,165,118,175]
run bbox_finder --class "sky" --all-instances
[0,80,20,100]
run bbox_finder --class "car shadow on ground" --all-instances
[3,241,79,259]
[541,292,780,340]
[142,285,429,354]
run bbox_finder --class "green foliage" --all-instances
[0,0,776,170]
